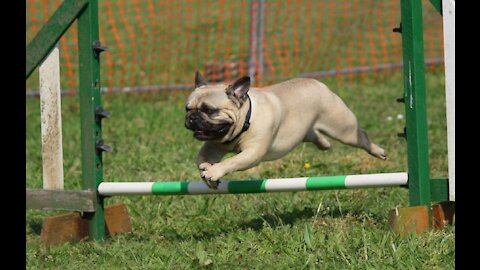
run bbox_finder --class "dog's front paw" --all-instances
[200,164,225,181]
[199,162,212,171]
[203,178,220,189]
[200,163,225,189]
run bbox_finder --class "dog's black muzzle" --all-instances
[185,111,201,131]
[185,111,232,141]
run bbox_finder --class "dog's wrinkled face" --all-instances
[185,72,250,142]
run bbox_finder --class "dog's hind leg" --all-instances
[313,116,387,160]
[354,128,387,160]
[304,129,331,150]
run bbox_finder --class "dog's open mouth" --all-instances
[193,130,211,140]
[193,129,224,140]
[192,122,231,141]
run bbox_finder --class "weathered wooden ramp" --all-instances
[40,203,132,246]
[388,201,455,237]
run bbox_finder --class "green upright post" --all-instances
[399,0,432,219]
[77,0,106,240]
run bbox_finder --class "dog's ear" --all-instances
[195,71,207,88]
[226,76,250,104]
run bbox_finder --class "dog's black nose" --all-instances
[185,113,199,130]
[189,113,199,122]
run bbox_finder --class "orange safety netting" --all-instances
[26,0,444,95]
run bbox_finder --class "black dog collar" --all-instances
[224,95,252,144]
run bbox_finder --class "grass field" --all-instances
[26,69,454,269]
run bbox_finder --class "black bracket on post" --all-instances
[95,106,111,153]
[397,127,407,139]
[96,139,112,153]
[392,23,402,33]
[92,40,107,57]
[95,106,111,122]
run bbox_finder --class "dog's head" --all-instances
[185,71,251,142]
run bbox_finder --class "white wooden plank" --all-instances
[39,47,64,190]
[442,0,455,201]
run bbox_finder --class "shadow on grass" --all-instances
[238,207,316,231]
[160,208,318,242]
[238,206,387,231]
[161,205,387,242]
[28,219,43,235]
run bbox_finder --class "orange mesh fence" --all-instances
[26,0,444,96]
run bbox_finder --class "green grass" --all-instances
[26,70,454,269]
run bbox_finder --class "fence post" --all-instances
[248,0,259,83]
[39,46,64,190]
[248,0,265,84]
[257,0,265,82]
[399,0,432,221]
[442,0,455,202]
[77,0,107,241]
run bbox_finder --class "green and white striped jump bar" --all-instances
[98,172,407,196]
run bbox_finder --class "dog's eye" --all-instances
[203,108,212,114]
[200,106,217,114]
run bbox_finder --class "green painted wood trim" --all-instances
[306,176,346,190]
[26,0,88,78]
[26,189,96,212]
[77,0,105,241]
[430,178,449,203]
[228,180,266,193]
[429,0,443,15]
[400,0,432,209]
[152,182,189,195]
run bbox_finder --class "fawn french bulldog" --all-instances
[185,72,386,188]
